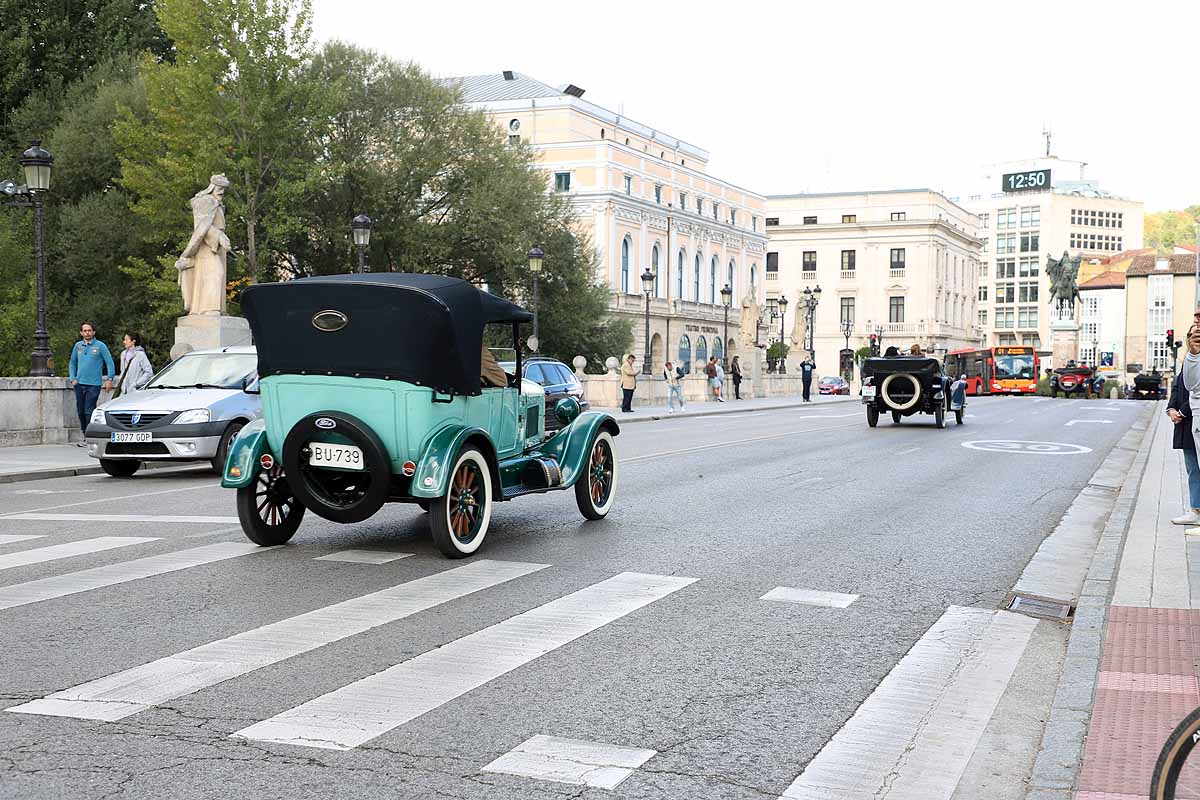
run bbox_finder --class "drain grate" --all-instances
[1007,594,1074,621]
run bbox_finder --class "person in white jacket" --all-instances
[115,332,154,396]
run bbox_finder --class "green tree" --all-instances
[1145,207,1200,253]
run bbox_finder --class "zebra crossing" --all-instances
[0,530,1040,797]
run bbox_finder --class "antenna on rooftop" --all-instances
[1042,124,1052,157]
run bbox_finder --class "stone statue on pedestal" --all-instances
[1046,250,1082,314]
[175,174,232,316]
[738,288,761,349]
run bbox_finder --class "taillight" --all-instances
[259,454,274,470]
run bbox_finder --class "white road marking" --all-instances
[314,549,414,564]
[1,482,218,517]
[962,440,1093,455]
[13,489,95,495]
[797,477,821,486]
[233,571,697,750]
[778,606,1037,799]
[0,542,268,611]
[9,559,547,722]
[0,537,158,571]
[1066,419,1113,426]
[897,446,921,456]
[6,513,239,524]
[482,735,657,790]
[761,587,859,608]
[0,535,44,546]
[1079,405,1123,411]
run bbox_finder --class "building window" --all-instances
[890,212,906,221]
[841,250,856,271]
[802,251,817,273]
[766,217,779,226]
[751,216,758,231]
[1083,296,1099,317]
[712,203,719,221]
[996,208,1015,229]
[1020,231,1039,253]
[730,209,737,227]
[995,310,1014,329]
[621,237,630,293]
[995,283,1014,304]
[676,250,685,298]
[600,128,605,139]
[696,336,708,366]
[979,261,988,277]
[679,192,687,210]
[728,260,735,298]
[840,297,855,326]
[803,216,817,225]
[978,285,988,301]
[890,248,905,271]
[710,256,717,304]
[889,296,905,323]
[996,258,1015,278]
[652,244,661,297]
[978,309,988,328]
[1018,281,1039,303]
[697,198,703,215]
[508,135,520,145]
[623,175,632,194]
[654,185,662,204]
[694,255,701,301]
[979,213,990,229]
[996,234,1016,254]
[1020,206,1041,228]
[554,172,571,192]
[842,214,857,223]
[750,263,757,288]
[1017,307,1038,329]
[678,335,691,373]
[766,252,779,275]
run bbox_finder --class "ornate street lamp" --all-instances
[527,245,544,350]
[6,141,55,376]
[720,283,733,369]
[841,317,854,350]
[777,294,789,374]
[802,285,821,367]
[351,214,372,274]
[640,266,656,375]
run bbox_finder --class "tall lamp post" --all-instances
[351,214,372,274]
[720,283,733,368]
[777,294,789,373]
[640,266,656,374]
[874,323,885,355]
[667,298,680,368]
[841,317,853,350]
[2,141,55,376]
[801,285,821,365]
[527,245,544,350]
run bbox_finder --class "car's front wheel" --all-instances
[100,458,140,477]
[211,421,244,474]
[575,431,617,520]
[237,464,305,546]
[430,446,492,558]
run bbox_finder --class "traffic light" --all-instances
[869,333,878,355]
[1167,329,1175,349]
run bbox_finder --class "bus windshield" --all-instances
[995,354,1036,380]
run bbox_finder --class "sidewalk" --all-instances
[0,443,184,484]
[591,393,856,424]
[1073,407,1200,799]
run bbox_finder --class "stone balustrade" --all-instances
[0,378,80,446]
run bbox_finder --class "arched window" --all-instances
[678,335,692,374]
[676,250,685,298]
[709,256,718,304]
[713,338,724,363]
[696,336,709,366]
[621,237,630,293]
[693,254,701,301]
[651,244,660,297]
[728,260,736,299]
[750,263,758,289]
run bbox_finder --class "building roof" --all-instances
[1126,253,1200,276]
[447,72,564,103]
[1079,271,1125,290]
[1102,248,1154,265]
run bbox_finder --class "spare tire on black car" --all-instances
[282,411,392,523]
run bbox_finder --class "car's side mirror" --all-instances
[242,376,260,395]
[553,397,582,427]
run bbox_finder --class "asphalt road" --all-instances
[0,396,1145,799]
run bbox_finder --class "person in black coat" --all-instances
[1168,370,1200,525]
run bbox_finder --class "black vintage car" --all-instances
[1049,366,1093,397]
[1132,371,1166,400]
[861,356,953,428]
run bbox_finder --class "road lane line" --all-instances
[778,606,1036,799]
[1,483,220,517]
[314,550,414,564]
[233,571,697,750]
[897,446,921,456]
[0,535,44,546]
[7,513,238,524]
[0,542,268,611]
[761,587,859,608]
[0,537,158,571]
[482,735,657,789]
[9,560,548,722]
[624,422,861,464]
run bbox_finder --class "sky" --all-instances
[311,0,1198,212]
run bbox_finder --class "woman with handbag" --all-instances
[115,332,154,397]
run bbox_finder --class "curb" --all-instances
[0,459,198,485]
[596,395,857,425]
[1025,402,1158,799]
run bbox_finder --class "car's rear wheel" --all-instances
[934,403,946,428]
[891,410,902,424]
[575,431,617,520]
[866,406,878,427]
[430,446,492,558]
[237,464,305,546]
[211,421,244,474]
[100,458,140,477]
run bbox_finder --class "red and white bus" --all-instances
[943,346,1040,395]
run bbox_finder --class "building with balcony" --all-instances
[763,189,982,374]
[1077,271,1126,372]
[1124,254,1198,373]
[449,72,768,372]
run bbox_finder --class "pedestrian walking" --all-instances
[1168,367,1200,524]
[713,359,726,402]
[68,321,115,445]
[1093,371,1106,399]
[731,355,743,400]
[115,332,154,397]
[620,354,637,413]
[800,356,815,402]
[663,360,685,414]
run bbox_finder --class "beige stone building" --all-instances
[764,189,982,374]
[450,72,768,372]
[1124,254,1198,373]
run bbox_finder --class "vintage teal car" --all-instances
[219,273,619,558]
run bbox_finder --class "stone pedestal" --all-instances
[172,314,252,360]
[1050,320,1079,371]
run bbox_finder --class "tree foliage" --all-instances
[1145,206,1200,253]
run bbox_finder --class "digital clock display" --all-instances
[1001,169,1051,193]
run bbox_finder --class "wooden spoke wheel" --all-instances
[575,431,617,520]
[430,446,492,558]
[237,464,305,546]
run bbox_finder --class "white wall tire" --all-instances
[429,447,493,558]
[575,431,617,520]
[880,373,922,411]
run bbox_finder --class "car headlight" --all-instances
[89,408,105,425]
[175,409,211,425]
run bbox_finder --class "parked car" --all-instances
[818,375,850,395]
[861,355,952,428]
[219,273,620,559]
[84,346,260,477]
[501,356,590,432]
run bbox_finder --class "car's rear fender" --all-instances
[537,412,620,488]
[412,424,499,499]
[220,418,270,489]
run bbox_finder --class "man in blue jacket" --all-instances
[68,321,114,446]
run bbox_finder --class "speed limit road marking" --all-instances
[962,440,1093,455]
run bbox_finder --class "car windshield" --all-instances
[820,376,840,383]
[995,355,1035,380]
[146,353,257,390]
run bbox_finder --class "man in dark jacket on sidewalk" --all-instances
[1168,369,1200,524]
